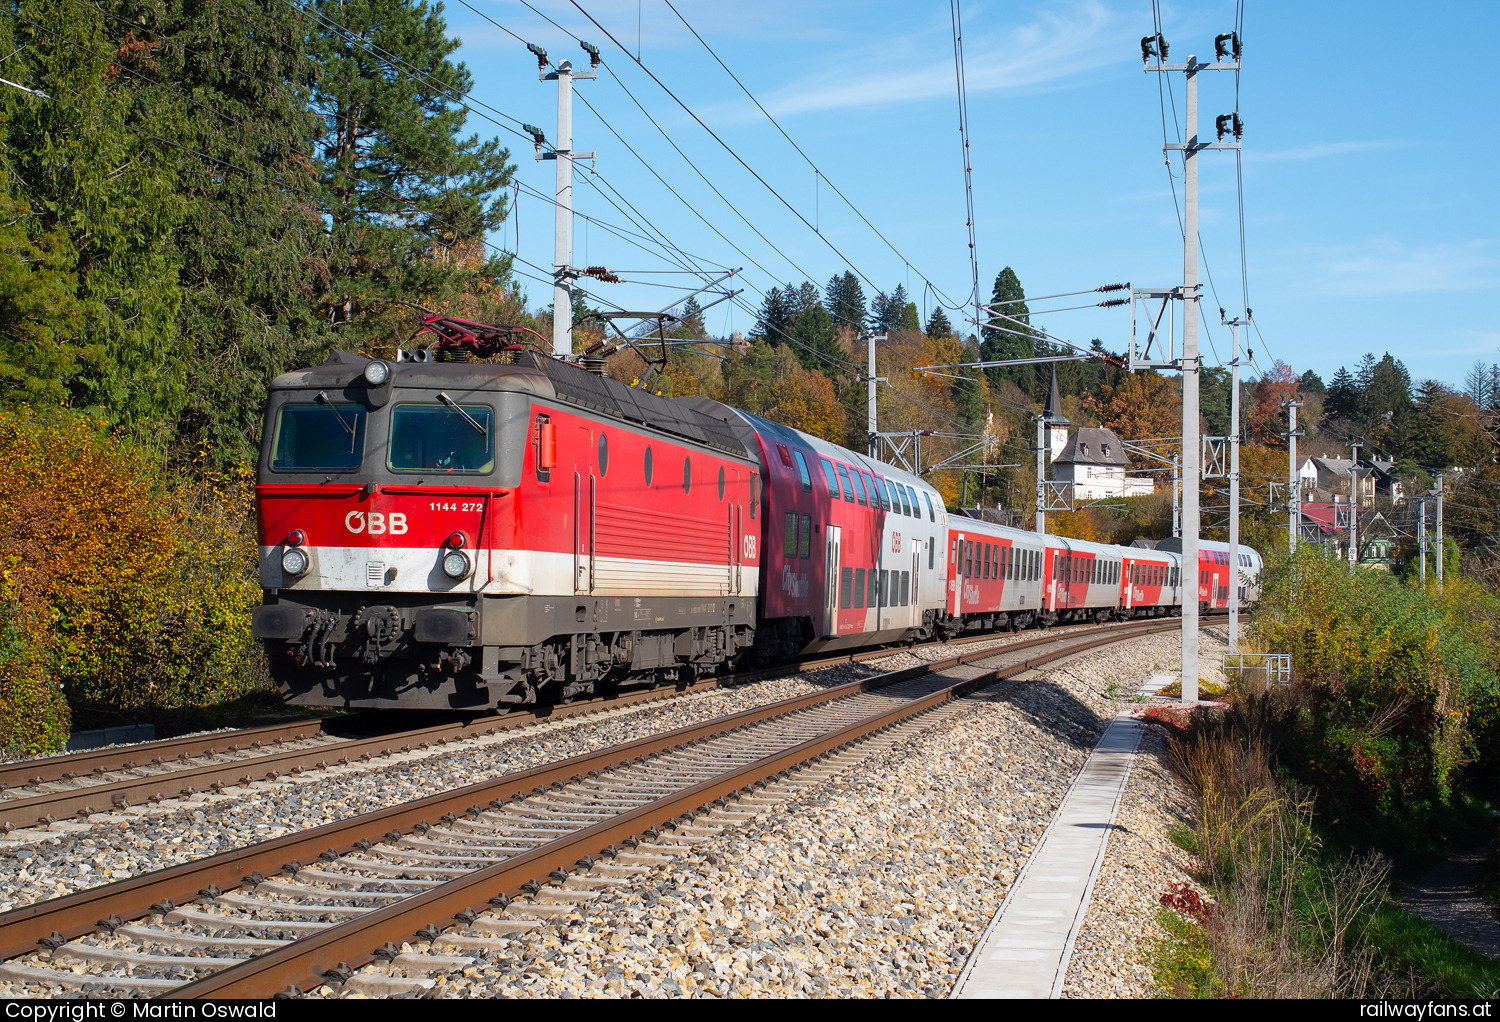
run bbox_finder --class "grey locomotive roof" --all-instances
[270,350,755,459]
[1054,427,1130,466]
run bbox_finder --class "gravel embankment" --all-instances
[319,630,1203,999]
[0,628,1074,913]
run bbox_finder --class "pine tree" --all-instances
[752,287,792,345]
[0,0,190,424]
[925,307,952,339]
[898,301,920,333]
[308,0,515,352]
[867,291,889,334]
[162,0,333,465]
[824,271,865,336]
[979,267,1036,395]
[1326,366,1361,422]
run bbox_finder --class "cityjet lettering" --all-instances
[344,511,408,535]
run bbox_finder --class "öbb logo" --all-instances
[344,511,408,535]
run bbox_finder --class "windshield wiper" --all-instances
[316,391,358,453]
[438,392,488,436]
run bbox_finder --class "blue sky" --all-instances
[445,0,1499,391]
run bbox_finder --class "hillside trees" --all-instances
[307,0,515,352]
[0,0,189,424]
[161,0,333,465]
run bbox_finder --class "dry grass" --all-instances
[1165,722,1391,998]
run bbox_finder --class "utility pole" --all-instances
[528,43,598,358]
[1222,312,1247,647]
[1346,439,1362,568]
[1147,33,1239,705]
[1284,398,1302,553]
[1419,497,1428,588]
[1436,472,1445,594]
[1035,413,1048,535]
[864,333,887,458]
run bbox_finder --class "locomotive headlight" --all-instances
[281,546,310,576]
[363,360,390,386]
[442,549,472,580]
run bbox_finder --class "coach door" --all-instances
[823,525,842,635]
[949,533,963,616]
[730,503,741,595]
[574,471,594,593]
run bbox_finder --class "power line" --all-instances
[567,1,888,300]
[659,0,972,315]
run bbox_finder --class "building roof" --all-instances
[1054,426,1131,467]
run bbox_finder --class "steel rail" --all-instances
[0,617,1154,831]
[0,720,334,791]
[167,619,1178,998]
[0,617,1171,967]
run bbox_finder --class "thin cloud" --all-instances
[756,0,1135,118]
[1312,239,1497,296]
[1248,140,1406,163]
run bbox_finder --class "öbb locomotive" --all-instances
[251,344,1261,710]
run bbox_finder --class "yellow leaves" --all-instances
[0,408,260,713]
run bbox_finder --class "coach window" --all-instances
[819,458,838,497]
[597,433,609,476]
[784,513,798,559]
[901,571,910,606]
[793,450,813,492]
[800,514,812,558]
[867,569,878,608]
[929,537,936,570]
[965,540,974,577]
[683,457,692,493]
[750,471,759,519]
[718,466,725,500]
[851,470,868,505]
[840,567,853,609]
[924,492,936,522]
[854,568,865,608]
[836,464,855,502]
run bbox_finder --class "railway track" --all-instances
[0,616,1179,998]
[0,617,1179,833]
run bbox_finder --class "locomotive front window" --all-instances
[388,403,495,474]
[270,402,367,472]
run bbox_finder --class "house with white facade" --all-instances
[1052,426,1156,500]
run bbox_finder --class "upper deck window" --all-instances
[388,402,495,474]
[270,402,367,472]
[793,450,812,491]
[820,458,839,497]
[835,464,855,502]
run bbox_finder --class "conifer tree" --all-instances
[0,0,190,424]
[979,267,1036,395]
[307,0,514,352]
[824,271,866,335]
[163,0,333,464]
[751,287,792,345]
[925,306,953,339]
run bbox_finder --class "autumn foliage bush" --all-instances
[1251,549,1500,840]
[0,409,261,754]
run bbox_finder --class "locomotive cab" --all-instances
[253,348,763,711]
[253,351,548,709]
